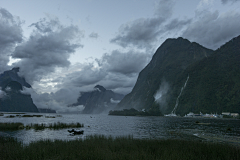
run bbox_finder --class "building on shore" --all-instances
[230,113,239,117]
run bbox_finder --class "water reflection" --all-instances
[0,113,240,146]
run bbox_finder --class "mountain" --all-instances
[171,35,240,115]
[117,37,214,113]
[0,68,39,112]
[70,85,124,114]
[0,67,31,88]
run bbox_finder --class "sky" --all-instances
[0,0,240,112]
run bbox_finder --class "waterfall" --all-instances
[171,75,189,114]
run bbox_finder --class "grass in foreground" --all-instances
[0,122,84,131]
[0,135,240,160]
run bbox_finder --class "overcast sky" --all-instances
[0,0,240,112]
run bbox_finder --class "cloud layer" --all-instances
[221,0,240,4]
[0,8,23,72]
[21,86,83,113]
[110,0,175,49]
[111,0,240,50]
[182,10,240,49]
[12,17,84,84]
[58,49,151,95]
[96,50,151,75]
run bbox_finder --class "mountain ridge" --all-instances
[171,35,240,115]
[117,37,214,113]
[0,68,38,112]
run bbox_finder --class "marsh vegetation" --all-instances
[0,122,84,131]
[0,135,239,160]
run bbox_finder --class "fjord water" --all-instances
[0,114,240,146]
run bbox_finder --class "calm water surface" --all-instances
[0,113,240,146]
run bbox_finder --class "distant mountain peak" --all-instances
[164,37,190,43]
[94,85,106,92]
[177,37,184,40]
[0,67,31,89]
[0,67,38,112]
[70,85,124,114]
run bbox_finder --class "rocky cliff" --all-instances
[117,37,213,114]
[171,35,240,115]
[0,68,38,112]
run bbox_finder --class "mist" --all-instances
[154,78,170,113]
[0,87,7,99]
[20,87,84,113]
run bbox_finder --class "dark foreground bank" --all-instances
[0,135,239,160]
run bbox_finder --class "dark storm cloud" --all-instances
[110,0,175,49]
[96,50,151,75]
[110,18,162,49]
[89,32,99,39]
[0,8,23,72]
[182,10,240,49]
[221,0,240,4]
[12,17,84,84]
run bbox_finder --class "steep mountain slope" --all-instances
[117,37,213,113]
[0,67,31,88]
[70,85,124,114]
[0,68,38,112]
[173,35,240,115]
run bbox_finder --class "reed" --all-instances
[0,135,239,160]
[48,122,84,130]
[0,122,24,130]
[4,114,43,118]
[0,122,84,131]
[4,115,15,118]
[30,123,46,130]
[22,115,43,117]
[45,115,55,118]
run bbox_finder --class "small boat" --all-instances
[68,129,84,135]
